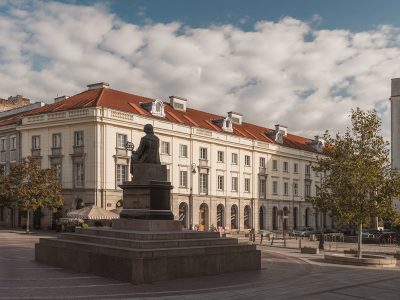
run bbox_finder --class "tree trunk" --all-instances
[357,222,362,259]
[26,209,30,234]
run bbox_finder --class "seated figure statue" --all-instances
[130,124,160,176]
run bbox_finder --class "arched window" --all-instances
[179,202,188,229]
[283,207,289,231]
[305,207,310,227]
[244,205,251,229]
[231,205,238,229]
[272,206,278,230]
[199,203,209,231]
[293,207,298,230]
[75,199,84,210]
[217,204,224,228]
[259,206,266,230]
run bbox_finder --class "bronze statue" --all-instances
[129,124,161,176]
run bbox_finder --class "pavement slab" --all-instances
[1,230,400,299]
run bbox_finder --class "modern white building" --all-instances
[1,82,331,231]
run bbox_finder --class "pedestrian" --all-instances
[260,232,264,245]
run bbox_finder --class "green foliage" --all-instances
[310,108,400,226]
[2,157,64,231]
[81,223,89,229]
[5,157,64,211]
[309,108,400,258]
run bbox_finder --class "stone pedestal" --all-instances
[35,160,261,284]
[119,164,173,221]
[35,228,261,284]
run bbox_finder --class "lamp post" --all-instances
[189,163,197,230]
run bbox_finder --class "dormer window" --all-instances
[141,99,165,118]
[212,115,233,133]
[222,116,233,132]
[266,124,288,144]
[169,96,187,112]
[228,112,242,125]
[306,136,325,153]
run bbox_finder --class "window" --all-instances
[244,155,251,166]
[217,175,224,191]
[52,134,61,148]
[180,144,188,157]
[272,159,278,171]
[74,163,84,188]
[116,164,127,185]
[52,163,62,181]
[259,157,266,168]
[305,184,311,198]
[32,136,40,150]
[293,182,298,196]
[0,138,5,151]
[117,134,127,148]
[245,178,250,192]
[10,136,16,150]
[305,164,311,176]
[0,164,6,175]
[294,163,299,173]
[232,176,238,191]
[283,161,289,172]
[284,182,289,195]
[199,173,208,194]
[259,179,266,197]
[179,171,188,187]
[200,147,208,160]
[272,181,278,195]
[231,153,238,164]
[217,151,224,163]
[161,141,170,155]
[74,131,84,147]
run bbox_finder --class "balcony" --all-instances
[73,146,85,155]
[116,148,128,157]
[31,149,41,158]
[198,159,209,168]
[51,148,62,156]
[259,167,267,175]
[305,173,311,181]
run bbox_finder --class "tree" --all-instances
[309,108,400,259]
[6,157,64,233]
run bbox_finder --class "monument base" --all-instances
[35,224,261,284]
[112,218,181,231]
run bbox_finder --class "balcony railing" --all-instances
[198,159,209,168]
[259,167,267,175]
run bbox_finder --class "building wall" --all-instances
[15,106,329,232]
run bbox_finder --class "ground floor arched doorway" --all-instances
[259,206,266,230]
[179,202,188,229]
[244,205,251,229]
[231,205,238,229]
[217,204,224,228]
[199,203,209,231]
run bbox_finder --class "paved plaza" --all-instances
[1,230,400,299]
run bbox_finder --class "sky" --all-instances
[1,0,400,139]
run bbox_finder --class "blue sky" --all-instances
[61,0,400,32]
[0,0,399,138]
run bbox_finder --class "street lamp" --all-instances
[189,163,197,230]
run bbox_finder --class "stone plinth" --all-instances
[119,181,173,220]
[35,227,261,284]
[112,218,181,231]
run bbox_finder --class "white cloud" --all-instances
[0,1,399,140]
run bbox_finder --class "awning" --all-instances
[67,205,120,220]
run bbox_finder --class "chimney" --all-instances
[169,96,187,112]
[274,124,288,137]
[54,95,69,103]
[87,82,109,90]
[228,111,243,125]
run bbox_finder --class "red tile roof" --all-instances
[1,87,319,153]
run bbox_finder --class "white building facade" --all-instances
[5,83,331,231]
